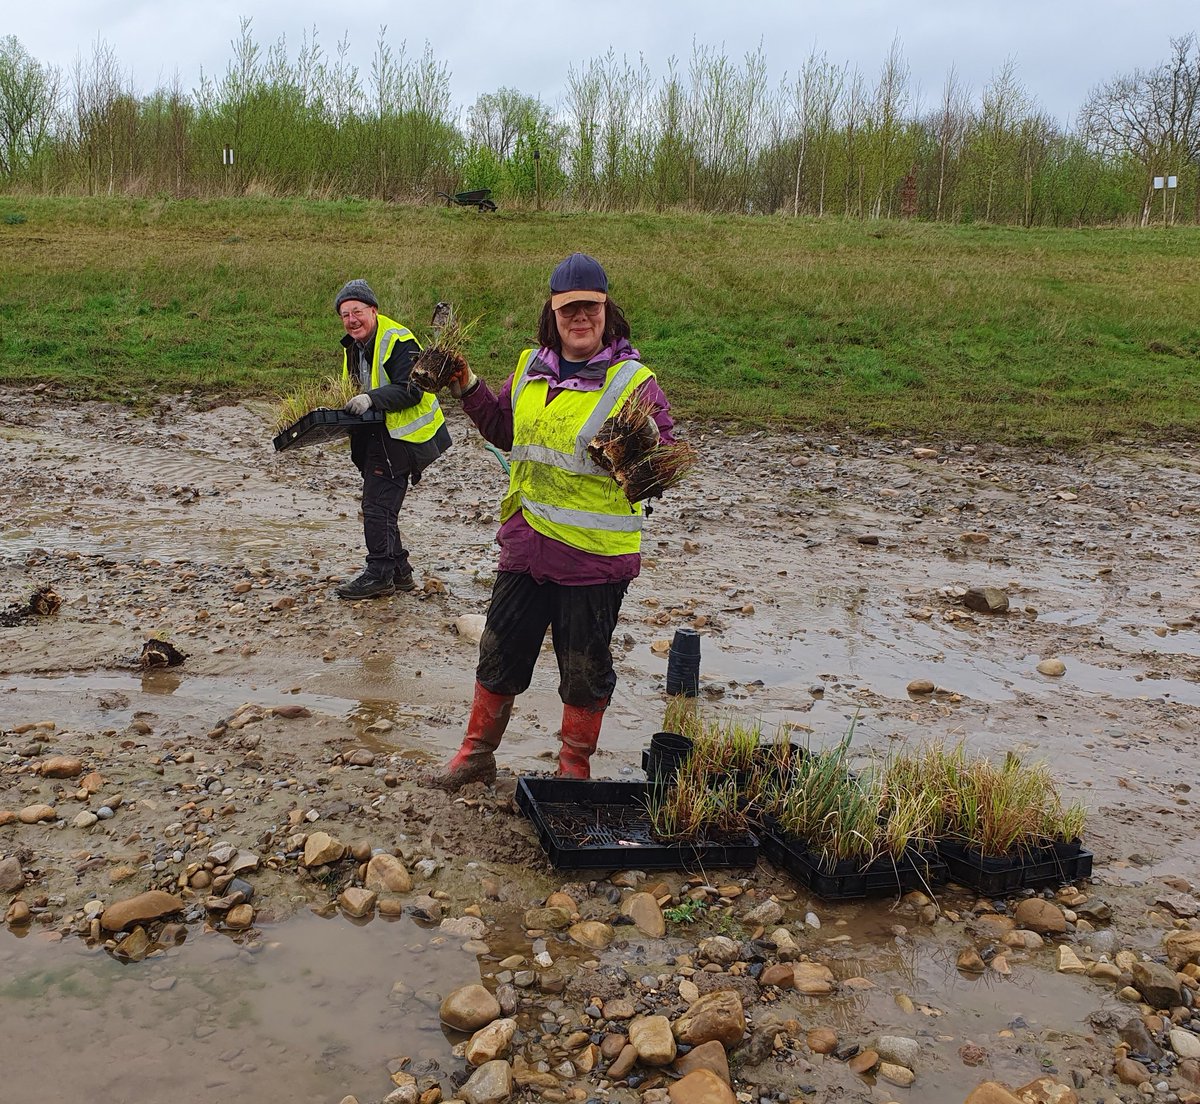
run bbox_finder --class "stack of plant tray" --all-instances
[937,839,1093,894]
[273,408,384,452]
[515,777,759,871]
[760,820,948,900]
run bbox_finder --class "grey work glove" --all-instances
[344,393,373,416]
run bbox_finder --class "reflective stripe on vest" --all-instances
[342,316,445,444]
[500,350,655,556]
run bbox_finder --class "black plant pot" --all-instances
[938,838,1093,894]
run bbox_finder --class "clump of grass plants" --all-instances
[587,392,697,505]
[661,694,702,740]
[272,374,358,433]
[409,303,479,393]
[645,763,748,844]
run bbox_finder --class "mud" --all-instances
[3,388,1200,1102]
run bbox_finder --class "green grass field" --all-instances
[2,196,1197,443]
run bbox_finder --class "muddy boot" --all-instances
[557,700,607,780]
[435,682,514,791]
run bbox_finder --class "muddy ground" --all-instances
[2,387,1200,1104]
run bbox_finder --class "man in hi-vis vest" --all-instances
[334,279,451,599]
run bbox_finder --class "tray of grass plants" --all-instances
[514,777,759,871]
[937,839,1093,896]
[270,374,384,452]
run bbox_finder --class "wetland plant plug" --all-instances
[409,303,478,393]
[140,638,187,669]
[0,585,62,626]
[587,392,697,505]
[271,374,358,433]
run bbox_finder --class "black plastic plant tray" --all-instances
[938,840,1093,894]
[515,777,759,871]
[273,407,384,452]
[760,824,948,900]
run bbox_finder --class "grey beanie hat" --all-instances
[334,279,379,314]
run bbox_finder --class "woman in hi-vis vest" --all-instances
[435,253,675,791]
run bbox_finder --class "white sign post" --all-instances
[1152,174,1178,227]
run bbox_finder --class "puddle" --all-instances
[0,911,480,1104]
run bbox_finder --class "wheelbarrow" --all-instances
[436,188,497,212]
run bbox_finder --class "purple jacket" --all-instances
[462,339,675,585]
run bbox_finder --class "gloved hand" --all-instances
[344,393,373,416]
[448,364,478,399]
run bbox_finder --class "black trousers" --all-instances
[359,441,411,581]
[476,571,629,706]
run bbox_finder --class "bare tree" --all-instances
[0,36,61,178]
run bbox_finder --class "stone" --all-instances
[760,964,794,988]
[545,890,576,911]
[226,903,254,929]
[624,892,666,937]
[303,831,345,866]
[40,756,84,778]
[907,678,935,694]
[769,927,801,960]
[848,1049,880,1075]
[806,1027,837,1054]
[441,916,487,940]
[1165,931,1200,970]
[1132,961,1183,1009]
[963,587,1009,614]
[567,921,613,949]
[792,961,836,995]
[878,1061,915,1087]
[957,947,986,973]
[440,984,501,1032]
[116,926,151,960]
[1171,1028,1200,1061]
[697,936,740,965]
[101,890,184,931]
[1014,1076,1079,1104]
[913,447,939,459]
[600,1034,627,1060]
[455,615,487,645]
[964,1085,1024,1104]
[673,990,746,1049]
[1119,1018,1163,1060]
[0,856,23,893]
[674,1039,730,1084]
[72,811,99,829]
[876,1035,919,1070]
[1013,898,1068,934]
[667,1068,736,1104]
[1036,658,1066,677]
[366,854,412,894]
[1003,930,1045,950]
[339,887,377,918]
[743,898,783,926]
[524,906,571,930]
[1056,946,1086,974]
[1114,1056,1150,1086]
[459,1060,513,1104]
[466,1018,517,1066]
[607,1044,637,1080]
[5,899,31,925]
[629,1014,677,1065]
[603,998,636,1020]
[18,804,57,824]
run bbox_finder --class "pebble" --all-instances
[1037,658,1067,677]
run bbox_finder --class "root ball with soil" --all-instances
[587,393,697,505]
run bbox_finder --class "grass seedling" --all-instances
[409,303,481,393]
[272,374,358,433]
[587,391,698,504]
[662,695,702,739]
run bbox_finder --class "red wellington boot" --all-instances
[557,700,607,779]
[435,682,514,791]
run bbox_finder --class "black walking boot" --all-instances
[335,572,396,600]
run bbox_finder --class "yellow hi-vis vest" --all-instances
[341,314,445,444]
[500,350,655,556]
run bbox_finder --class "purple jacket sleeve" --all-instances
[461,374,516,451]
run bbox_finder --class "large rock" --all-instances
[101,890,184,931]
[466,1018,517,1066]
[338,887,377,918]
[1114,1056,1150,1086]
[672,990,746,1049]
[964,1085,1023,1104]
[0,856,23,893]
[759,964,794,988]
[303,831,346,867]
[366,854,412,893]
[623,892,666,937]
[674,1039,731,1085]
[440,984,501,1032]
[963,587,1009,614]
[18,804,57,824]
[629,1014,676,1065]
[876,1034,919,1070]
[1013,898,1068,934]
[1165,931,1200,970]
[523,906,571,930]
[878,1062,915,1087]
[792,961,836,995]
[441,916,487,940]
[667,1068,736,1104]
[459,1060,513,1104]
[1170,1029,1200,1061]
[567,921,613,949]
[697,936,740,965]
[1132,961,1183,1009]
[39,756,84,778]
[743,898,783,926]
[769,927,801,960]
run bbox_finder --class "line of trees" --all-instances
[1,22,1197,225]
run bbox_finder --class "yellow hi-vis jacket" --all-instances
[500,350,655,556]
[342,314,445,443]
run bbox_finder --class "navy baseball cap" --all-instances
[549,253,608,310]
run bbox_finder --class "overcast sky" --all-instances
[6,0,1197,126]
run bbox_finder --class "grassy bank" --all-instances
[2,196,1198,443]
